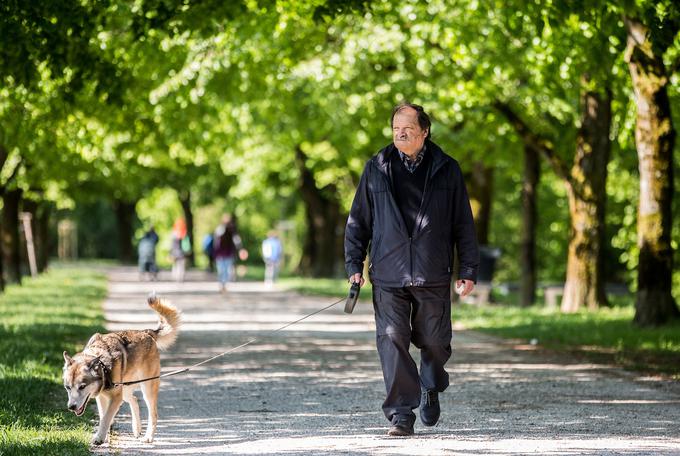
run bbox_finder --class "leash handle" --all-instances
[344,282,360,314]
[114,295,346,387]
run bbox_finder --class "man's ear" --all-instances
[63,351,73,366]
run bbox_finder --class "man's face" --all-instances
[392,108,428,157]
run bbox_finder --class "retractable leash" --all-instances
[344,282,360,314]
[114,284,360,387]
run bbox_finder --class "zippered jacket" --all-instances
[344,141,479,287]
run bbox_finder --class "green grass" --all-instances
[278,276,371,297]
[0,265,108,456]
[274,277,680,378]
[454,303,680,378]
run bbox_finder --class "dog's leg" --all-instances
[140,379,160,443]
[123,387,142,438]
[92,391,123,446]
[95,395,108,421]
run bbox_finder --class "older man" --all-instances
[345,102,479,436]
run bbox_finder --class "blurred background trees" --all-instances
[0,0,678,326]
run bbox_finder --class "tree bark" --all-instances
[0,226,3,291]
[294,145,344,277]
[35,203,51,272]
[112,199,137,264]
[465,160,494,245]
[178,189,195,268]
[624,17,679,326]
[520,144,540,307]
[1,189,23,284]
[0,144,8,290]
[561,86,611,312]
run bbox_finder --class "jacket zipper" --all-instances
[409,236,414,287]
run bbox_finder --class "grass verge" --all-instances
[278,276,371,298]
[0,265,107,456]
[454,303,680,379]
[275,277,680,378]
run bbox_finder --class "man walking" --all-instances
[344,102,479,436]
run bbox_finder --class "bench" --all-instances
[542,283,630,309]
[543,285,564,309]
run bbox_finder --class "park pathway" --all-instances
[94,267,680,455]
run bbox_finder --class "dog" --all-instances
[63,293,181,445]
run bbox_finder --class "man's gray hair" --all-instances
[390,102,432,140]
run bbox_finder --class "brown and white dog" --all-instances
[63,294,181,445]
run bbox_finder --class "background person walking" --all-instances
[138,225,159,281]
[261,230,283,286]
[213,214,248,293]
[170,218,191,282]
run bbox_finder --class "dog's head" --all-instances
[62,351,105,416]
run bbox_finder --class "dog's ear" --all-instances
[63,351,73,366]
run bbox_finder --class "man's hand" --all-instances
[350,273,365,287]
[455,279,474,297]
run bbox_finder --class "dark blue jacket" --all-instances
[344,141,479,287]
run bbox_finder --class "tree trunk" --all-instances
[560,86,611,313]
[178,190,195,268]
[112,199,137,264]
[1,189,23,284]
[0,145,8,290]
[35,203,51,272]
[520,144,540,306]
[295,145,344,277]
[466,160,494,245]
[0,220,4,291]
[624,17,679,326]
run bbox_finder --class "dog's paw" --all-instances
[91,435,106,446]
[142,434,154,443]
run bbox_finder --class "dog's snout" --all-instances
[68,402,77,411]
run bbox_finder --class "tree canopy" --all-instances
[1,0,678,324]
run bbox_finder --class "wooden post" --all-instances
[19,212,38,277]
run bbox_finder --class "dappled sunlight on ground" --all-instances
[91,267,680,456]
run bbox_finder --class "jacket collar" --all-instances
[375,140,447,176]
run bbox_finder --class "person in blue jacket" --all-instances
[261,230,283,286]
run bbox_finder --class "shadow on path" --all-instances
[92,268,680,456]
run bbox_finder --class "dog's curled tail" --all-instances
[148,293,181,351]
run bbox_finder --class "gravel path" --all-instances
[93,267,680,455]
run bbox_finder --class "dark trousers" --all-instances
[372,285,452,422]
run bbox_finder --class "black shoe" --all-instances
[420,390,440,426]
[387,415,414,436]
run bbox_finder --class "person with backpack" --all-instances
[138,225,159,281]
[213,214,247,293]
[202,233,215,272]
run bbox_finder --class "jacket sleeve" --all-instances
[451,161,480,282]
[344,162,373,277]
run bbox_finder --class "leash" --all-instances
[113,295,347,387]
